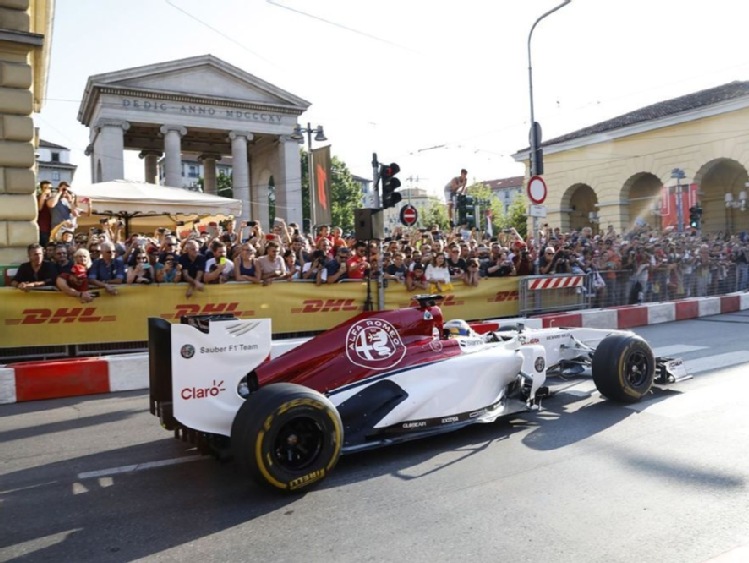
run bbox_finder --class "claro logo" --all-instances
[181,380,226,400]
[487,291,519,302]
[5,307,115,325]
[160,302,255,320]
[292,299,360,313]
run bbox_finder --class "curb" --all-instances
[2,295,748,405]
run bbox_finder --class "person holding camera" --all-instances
[46,181,76,233]
[485,249,516,277]
[127,249,154,284]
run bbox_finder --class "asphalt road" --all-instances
[2,313,749,563]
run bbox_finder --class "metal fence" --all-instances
[518,274,590,316]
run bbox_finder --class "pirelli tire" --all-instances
[230,383,343,493]
[592,334,655,403]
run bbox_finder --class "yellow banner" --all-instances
[0,279,520,348]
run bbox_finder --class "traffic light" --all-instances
[456,194,476,228]
[380,162,401,209]
[689,205,702,229]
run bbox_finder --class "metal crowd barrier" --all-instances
[518,273,590,316]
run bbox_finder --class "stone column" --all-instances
[230,131,253,223]
[160,125,187,188]
[139,150,163,185]
[198,153,220,195]
[277,135,304,228]
[93,119,130,181]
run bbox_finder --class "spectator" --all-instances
[425,252,453,293]
[127,249,155,284]
[346,241,370,280]
[443,168,468,224]
[179,240,206,297]
[513,246,535,276]
[464,258,481,286]
[406,262,428,292]
[320,246,349,285]
[51,243,73,276]
[204,241,234,284]
[234,243,259,283]
[88,241,124,295]
[281,249,301,280]
[484,249,516,277]
[160,254,182,283]
[11,243,57,290]
[46,181,75,233]
[384,252,408,285]
[301,249,326,282]
[36,181,53,246]
[56,248,96,302]
[256,241,286,286]
[446,243,467,282]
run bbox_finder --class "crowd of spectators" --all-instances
[12,182,749,308]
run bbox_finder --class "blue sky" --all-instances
[38,0,749,197]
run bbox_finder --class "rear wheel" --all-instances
[231,383,343,492]
[592,335,655,403]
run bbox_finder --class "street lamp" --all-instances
[291,122,327,228]
[528,0,572,176]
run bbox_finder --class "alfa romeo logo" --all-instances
[345,318,406,370]
[181,344,195,359]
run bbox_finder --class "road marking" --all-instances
[77,455,203,480]
[652,344,706,357]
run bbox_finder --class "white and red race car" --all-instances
[149,295,687,493]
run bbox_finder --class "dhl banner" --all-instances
[0,279,520,349]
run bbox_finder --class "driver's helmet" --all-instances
[445,319,472,337]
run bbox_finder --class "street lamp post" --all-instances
[528,0,571,177]
[292,122,327,230]
[527,0,571,270]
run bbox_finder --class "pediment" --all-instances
[80,55,310,124]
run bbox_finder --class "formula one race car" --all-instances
[148,295,687,493]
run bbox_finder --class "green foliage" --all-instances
[505,193,528,239]
[421,198,450,230]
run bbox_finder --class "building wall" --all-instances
[532,107,749,235]
[0,0,54,264]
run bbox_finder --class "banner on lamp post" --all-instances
[311,146,332,226]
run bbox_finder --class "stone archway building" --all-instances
[77,54,309,227]
[513,82,749,236]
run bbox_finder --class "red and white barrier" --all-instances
[527,275,585,290]
[2,293,749,404]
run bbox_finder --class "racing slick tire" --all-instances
[230,383,343,492]
[592,334,655,403]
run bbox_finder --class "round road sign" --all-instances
[400,204,418,226]
[527,175,548,205]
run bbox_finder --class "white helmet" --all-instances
[444,319,472,337]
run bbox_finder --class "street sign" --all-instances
[529,204,547,218]
[527,175,548,205]
[400,204,418,226]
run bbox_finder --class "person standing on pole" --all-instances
[443,168,468,226]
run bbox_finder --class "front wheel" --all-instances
[592,334,655,403]
[231,383,343,492]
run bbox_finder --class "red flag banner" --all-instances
[311,145,332,226]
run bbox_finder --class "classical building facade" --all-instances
[513,81,749,235]
[77,54,310,227]
[0,0,54,264]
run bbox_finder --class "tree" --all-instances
[503,193,528,239]
[421,198,450,230]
